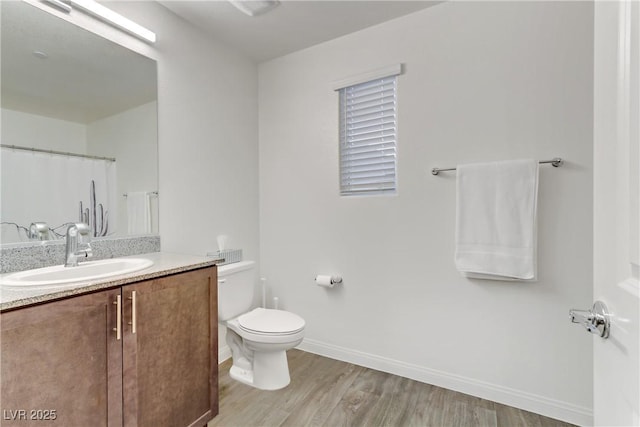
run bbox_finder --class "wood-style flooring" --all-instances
[208,349,574,427]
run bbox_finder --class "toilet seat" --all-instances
[238,308,305,336]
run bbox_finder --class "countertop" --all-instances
[0,252,222,312]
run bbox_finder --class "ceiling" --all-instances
[159,1,440,63]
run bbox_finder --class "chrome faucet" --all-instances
[65,223,93,267]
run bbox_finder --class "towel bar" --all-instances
[123,191,158,197]
[431,157,564,176]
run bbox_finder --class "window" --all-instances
[338,68,399,196]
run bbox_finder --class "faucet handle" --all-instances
[76,224,93,257]
[66,222,90,235]
[75,222,91,235]
[65,222,93,267]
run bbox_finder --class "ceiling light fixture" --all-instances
[43,0,72,14]
[69,0,156,43]
[229,0,280,17]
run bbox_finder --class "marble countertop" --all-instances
[0,252,222,312]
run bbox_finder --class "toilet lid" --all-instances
[238,308,305,335]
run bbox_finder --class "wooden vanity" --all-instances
[0,253,219,427]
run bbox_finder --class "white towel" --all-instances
[455,159,539,281]
[126,192,151,235]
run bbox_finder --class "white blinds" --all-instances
[339,75,397,195]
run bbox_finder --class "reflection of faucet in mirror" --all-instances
[28,222,51,240]
[65,223,93,267]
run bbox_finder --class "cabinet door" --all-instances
[122,267,218,427]
[1,289,123,427]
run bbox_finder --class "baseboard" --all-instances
[297,338,593,426]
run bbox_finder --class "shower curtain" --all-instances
[0,147,117,242]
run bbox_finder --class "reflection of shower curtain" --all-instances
[0,148,117,238]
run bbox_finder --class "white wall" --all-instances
[87,101,159,236]
[1,108,86,153]
[259,2,593,425]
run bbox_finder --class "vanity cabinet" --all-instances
[1,288,122,426]
[0,267,218,427]
[122,267,218,427]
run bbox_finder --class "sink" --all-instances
[0,258,154,289]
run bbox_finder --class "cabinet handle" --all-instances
[128,291,137,334]
[113,295,121,340]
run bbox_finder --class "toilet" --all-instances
[217,260,305,390]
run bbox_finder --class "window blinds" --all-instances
[339,75,397,195]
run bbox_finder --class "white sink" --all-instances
[0,258,154,289]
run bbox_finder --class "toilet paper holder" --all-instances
[315,275,342,287]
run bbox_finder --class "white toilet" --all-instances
[217,260,305,390]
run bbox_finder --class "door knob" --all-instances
[569,300,610,338]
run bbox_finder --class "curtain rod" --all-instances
[1,144,116,162]
[431,157,564,176]
[123,191,158,197]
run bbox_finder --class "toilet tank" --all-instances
[217,260,256,321]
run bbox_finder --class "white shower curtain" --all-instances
[0,147,117,242]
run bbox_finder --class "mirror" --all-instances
[1,1,158,244]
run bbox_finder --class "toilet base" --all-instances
[229,365,254,387]
[229,349,291,391]
[252,349,291,390]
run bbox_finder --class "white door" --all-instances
[593,1,639,426]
